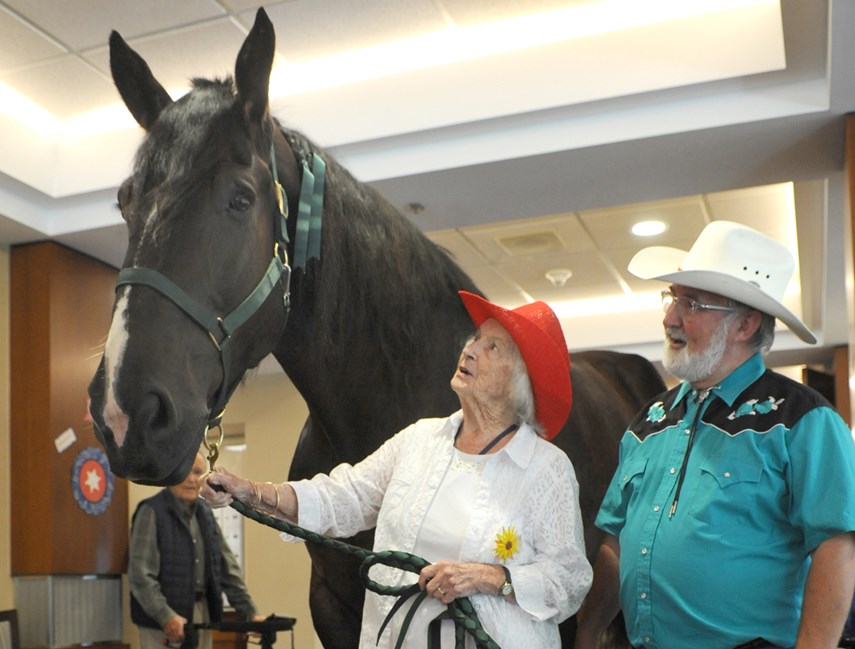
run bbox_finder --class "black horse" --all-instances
[87,9,665,648]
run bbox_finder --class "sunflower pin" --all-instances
[494,526,521,563]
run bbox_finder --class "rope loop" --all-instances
[359,549,430,596]
[226,497,501,648]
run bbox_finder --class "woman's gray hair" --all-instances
[725,299,776,353]
[507,341,542,436]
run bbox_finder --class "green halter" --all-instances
[115,143,325,431]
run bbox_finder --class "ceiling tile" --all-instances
[441,0,588,26]
[4,0,226,50]
[580,196,708,252]
[219,0,275,12]
[603,244,694,295]
[253,0,448,63]
[1,56,116,119]
[84,20,250,97]
[426,229,490,268]
[494,249,623,302]
[0,7,65,72]
[459,213,593,263]
[706,182,795,245]
[427,229,529,304]
[464,265,526,305]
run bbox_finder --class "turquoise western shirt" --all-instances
[596,353,855,649]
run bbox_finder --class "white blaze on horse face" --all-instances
[103,291,131,447]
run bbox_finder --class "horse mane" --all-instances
[276,124,481,389]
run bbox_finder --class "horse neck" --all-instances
[269,165,478,461]
[274,266,473,463]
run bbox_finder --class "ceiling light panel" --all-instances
[579,197,708,251]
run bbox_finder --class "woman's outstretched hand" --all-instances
[201,466,250,507]
[202,469,297,520]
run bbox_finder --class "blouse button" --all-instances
[724,471,731,478]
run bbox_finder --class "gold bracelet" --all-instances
[251,481,261,509]
[266,481,280,514]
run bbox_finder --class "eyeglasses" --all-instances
[660,290,734,318]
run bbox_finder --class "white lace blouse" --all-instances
[286,410,592,648]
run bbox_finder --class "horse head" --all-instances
[88,9,298,484]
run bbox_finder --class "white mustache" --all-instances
[665,326,686,343]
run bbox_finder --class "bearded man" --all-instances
[575,221,855,649]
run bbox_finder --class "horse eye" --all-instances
[229,190,254,212]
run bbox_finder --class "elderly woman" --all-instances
[203,291,592,648]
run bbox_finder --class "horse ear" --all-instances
[235,9,275,124]
[109,31,173,131]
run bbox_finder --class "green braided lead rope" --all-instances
[228,498,500,649]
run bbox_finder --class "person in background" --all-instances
[203,290,592,648]
[576,221,855,649]
[129,452,264,649]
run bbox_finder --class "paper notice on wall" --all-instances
[55,427,77,453]
[213,507,245,570]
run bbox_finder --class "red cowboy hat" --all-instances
[458,291,572,440]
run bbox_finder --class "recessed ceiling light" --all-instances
[631,220,668,237]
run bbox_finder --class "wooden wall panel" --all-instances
[10,242,126,575]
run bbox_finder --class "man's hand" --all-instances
[246,614,267,641]
[163,614,188,644]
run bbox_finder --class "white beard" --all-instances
[662,317,733,384]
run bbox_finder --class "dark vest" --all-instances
[130,490,225,629]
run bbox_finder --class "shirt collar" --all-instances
[446,410,537,468]
[503,424,538,468]
[672,353,766,408]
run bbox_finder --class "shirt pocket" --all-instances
[687,457,764,531]
[619,458,649,512]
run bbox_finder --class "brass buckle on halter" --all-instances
[203,421,225,471]
[275,181,286,217]
[206,317,231,352]
[274,241,289,267]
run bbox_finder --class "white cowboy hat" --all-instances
[628,220,816,344]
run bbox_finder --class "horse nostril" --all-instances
[136,390,177,433]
